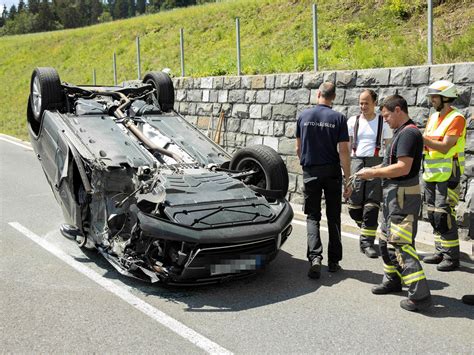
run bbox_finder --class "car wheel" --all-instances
[230,145,289,197]
[143,71,175,112]
[29,67,63,123]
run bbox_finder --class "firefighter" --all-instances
[357,95,431,312]
[347,89,392,258]
[422,80,466,272]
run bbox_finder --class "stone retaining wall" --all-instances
[172,63,474,238]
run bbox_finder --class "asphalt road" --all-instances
[1,136,473,354]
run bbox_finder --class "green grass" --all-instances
[1,0,473,140]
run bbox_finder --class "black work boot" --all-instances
[400,297,432,312]
[423,254,443,264]
[437,259,459,272]
[461,295,474,305]
[328,262,341,273]
[361,246,378,259]
[371,282,402,295]
[308,258,321,279]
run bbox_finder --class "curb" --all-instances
[290,203,474,263]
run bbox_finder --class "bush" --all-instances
[386,0,412,20]
[98,11,113,23]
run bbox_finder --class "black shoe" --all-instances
[60,224,82,240]
[308,259,321,279]
[328,262,341,273]
[400,297,432,312]
[361,246,378,259]
[437,259,459,272]
[461,295,474,305]
[371,283,402,295]
[423,254,443,264]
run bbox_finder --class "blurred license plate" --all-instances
[210,256,262,276]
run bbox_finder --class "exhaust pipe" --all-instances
[99,90,183,163]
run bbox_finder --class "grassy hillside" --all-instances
[1,0,473,139]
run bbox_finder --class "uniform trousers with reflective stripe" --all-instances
[347,157,383,249]
[423,162,461,261]
[380,178,431,301]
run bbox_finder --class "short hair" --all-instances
[319,82,336,100]
[380,94,408,114]
[361,89,377,103]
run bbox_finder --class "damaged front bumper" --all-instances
[119,201,294,284]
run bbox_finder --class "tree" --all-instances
[0,5,6,27]
[147,0,162,13]
[90,0,104,24]
[136,0,146,14]
[1,5,8,19]
[128,0,136,18]
[34,0,60,31]
[160,0,176,11]
[2,10,35,34]
[28,0,40,14]
[8,5,17,19]
[106,0,114,14]
[77,0,91,25]
[52,0,81,28]
[18,0,26,12]
[113,0,129,19]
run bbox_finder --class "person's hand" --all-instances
[343,184,352,199]
[356,167,376,180]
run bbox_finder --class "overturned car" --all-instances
[27,67,293,284]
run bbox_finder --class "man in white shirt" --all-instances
[347,90,392,258]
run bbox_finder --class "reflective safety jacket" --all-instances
[423,109,466,182]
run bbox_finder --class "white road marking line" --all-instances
[8,222,233,355]
[0,136,33,151]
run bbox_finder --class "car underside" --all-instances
[27,67,293,285]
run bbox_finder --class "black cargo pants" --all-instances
[303,164,343,263]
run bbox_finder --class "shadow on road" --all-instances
[315,266,382,288]
[75,248,383,312]
[421,295,474,320]
[458,264,474,275]
[74,245,472,318]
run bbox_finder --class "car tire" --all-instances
[230,145,289,198]
[143,71,175,112]
[29,67,63,123]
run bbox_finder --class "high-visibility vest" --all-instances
[423,108,466,182]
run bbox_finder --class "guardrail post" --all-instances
[136,36,141,80]
[427,0,433,64]
[180,28,185,77]
[236,17,241,76]
[113,52,117,85]
[312,3,318,71]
